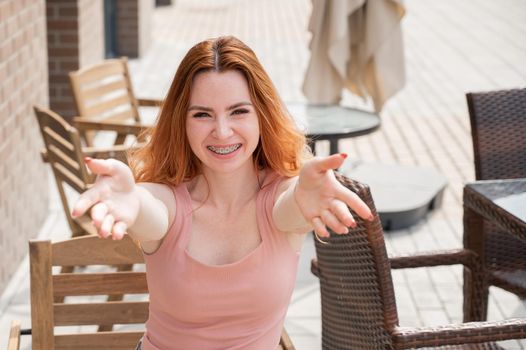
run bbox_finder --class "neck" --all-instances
[189,166,262,210]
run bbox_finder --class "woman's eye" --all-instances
[193,112,210,118]
[231,108,249,115]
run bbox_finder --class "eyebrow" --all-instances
[187,101,253,112]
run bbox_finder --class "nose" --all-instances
[213,115,233,139]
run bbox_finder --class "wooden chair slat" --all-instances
[83,94,135,118]
[47,144,84,181]
[103,108,138,123]
[52,235,144,266]
[43,126,76,157]
[81,78,128,101]
[70,59,126,87]
[52,163,87,194]
[47,144,80,172]
[54,301,149,326]
[53,272,148,296]
[54,331,144,350]
[69,57,144,146]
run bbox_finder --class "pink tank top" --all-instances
[142,174,300,350]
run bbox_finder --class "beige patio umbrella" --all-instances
[302,0,406,112]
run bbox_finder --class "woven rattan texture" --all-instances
[467,88,526,181]
[314,177,396,349]
[466,88,526,300]
[313,176,526,349]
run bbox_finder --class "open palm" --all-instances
[72,158,140,240]
[295,154,372,238]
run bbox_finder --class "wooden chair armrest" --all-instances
[392,318,526,349]
[7,320,21,350]
[137,98,163,107]
[73,118,150,136]
[389,249,477,269]
[81,144,143,162]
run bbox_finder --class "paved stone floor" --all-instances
[1,0,526,348]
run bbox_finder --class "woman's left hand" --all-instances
[295,153,373,238]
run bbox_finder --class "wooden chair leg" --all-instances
[279,328,295,350]
[7,320,21,350]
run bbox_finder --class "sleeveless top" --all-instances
[142,174,300,350]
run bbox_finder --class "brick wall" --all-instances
[46,0,104,118]
[116,0,153,58]
[0,0,49,293]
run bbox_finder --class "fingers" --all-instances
[111,221,127,240]
[320,209,348,234]
[312,153,347,173]
[313,197,371,238]
[96,213,127,240]
[72,189,101,218]
[91,202,109,226]
[312,217,329,238]
[330,199,356,228]
[84,157,119,177]
[99,214,115,238]
[335,183,373,221]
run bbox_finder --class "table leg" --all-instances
[463,205,489,322]
[329,139,339,155]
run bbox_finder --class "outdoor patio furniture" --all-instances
[463,179,526,322]
[464,87,526,319]
[69,57,159,146]
[310,175,526,349]
[34,106,141,331]
[34,106,139,239]
[6,235,295,350]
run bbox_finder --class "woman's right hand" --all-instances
[72,157,140,240]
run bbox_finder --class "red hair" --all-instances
[131,36,310,185]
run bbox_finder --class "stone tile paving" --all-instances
[1,0,526,348]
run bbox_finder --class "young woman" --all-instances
[72,36,372,350]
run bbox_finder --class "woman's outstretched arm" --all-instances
[71,158,172,243]
[272,153,373,237]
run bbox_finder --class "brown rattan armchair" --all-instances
[465,88,526,320]
[69,57,157,146]
[311,175,526,349]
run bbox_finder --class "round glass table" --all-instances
[287,104,381,154]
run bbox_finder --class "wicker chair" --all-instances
[465,88,526,319]
[311,175,526,349]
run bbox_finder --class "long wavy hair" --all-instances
[131,36,310,185]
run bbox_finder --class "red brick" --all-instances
[47,19,78,30]
[57,33,79,44]
[48,46,79,57]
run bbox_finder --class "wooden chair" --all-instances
[465,87,526,319]
[34,106,137,238]
[69,57,158,146]
[310,175,526,349]
[6,235,295,350]
[34,106,140,332]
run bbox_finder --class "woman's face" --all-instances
[186,70,260,175]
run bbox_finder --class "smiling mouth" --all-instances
[207,144,242,155]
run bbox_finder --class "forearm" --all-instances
[273,178,313,234]
[128,185,169,242]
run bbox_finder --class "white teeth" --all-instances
[207,144,241,155]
